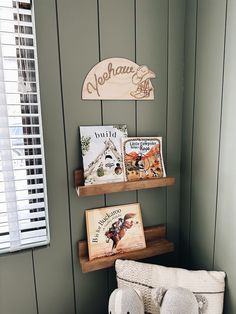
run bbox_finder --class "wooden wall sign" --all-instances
[82,58,156,100]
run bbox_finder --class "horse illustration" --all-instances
[105,213,137,252]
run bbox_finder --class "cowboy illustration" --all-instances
[130,65,156,99]
[111,218,123,235]
[135,154,147,179]
[105,213,137,252]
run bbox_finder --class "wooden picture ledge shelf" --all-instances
[78,224,174,273]
[74,169,175,197]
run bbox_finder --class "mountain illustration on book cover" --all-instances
[80,125,128,185]
[122,137,166,181]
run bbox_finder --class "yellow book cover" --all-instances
[86,203,146,260]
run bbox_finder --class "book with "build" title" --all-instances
[79,125,128,185]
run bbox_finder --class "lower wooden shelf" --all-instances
[78,224,174,273]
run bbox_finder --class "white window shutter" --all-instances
[0,0,50,253]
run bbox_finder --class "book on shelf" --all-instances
[86,203,146,260]
[122,137,166,181]
[79,125,127,185]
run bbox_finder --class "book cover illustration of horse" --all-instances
[79,125,128,185]
[122,137,166,181]
[86,203,146,260]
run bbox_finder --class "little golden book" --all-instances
[86,203,146,260]
[122,137,166,181]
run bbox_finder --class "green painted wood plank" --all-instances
[0,252,37,314]
[136,0,168,227]
[33,1,75,313]
[98,0,136,295]
[99,0,136,138]
[180,0,197,268]
[136,188,165,227]
[214,1,236,313]
[136,0,168,140]
[190,0,227,269]
[56,1,108,313]
[99,0,134,59]
[167,0,185,264]
[98,0,136,214]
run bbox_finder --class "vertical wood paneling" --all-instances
[56,1,108,313]
[99,0,136,136]
[214,1,236,313]
[0,253,37,314]
[136,0,168,139]
[180,0,197,267]
[136,0,168,227]
[33,1,75,313]
[167,0,185,263]
[181,0,236,313]
[190,0,226,269]
[0,1,185,313]
[99,0,136,294]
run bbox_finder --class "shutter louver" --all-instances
[0,0,50,253]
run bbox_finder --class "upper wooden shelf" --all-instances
[74,169,175,197]
[78,224,174,273]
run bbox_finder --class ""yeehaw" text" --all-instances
[87,62,135,97]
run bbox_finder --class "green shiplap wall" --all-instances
[2,0,236,313]
[214,2,236,313]
[181,0,236,313]
[0,1,185,314]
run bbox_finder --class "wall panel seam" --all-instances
[212,0,228,270]
[96,0,104,126]
[54,1,77,313]
[32,249,39,314]
[97,0,109,301]
[134,0,138,203]
[188,0,199,266]
[166,0,169,229]
[134,0,138,139]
